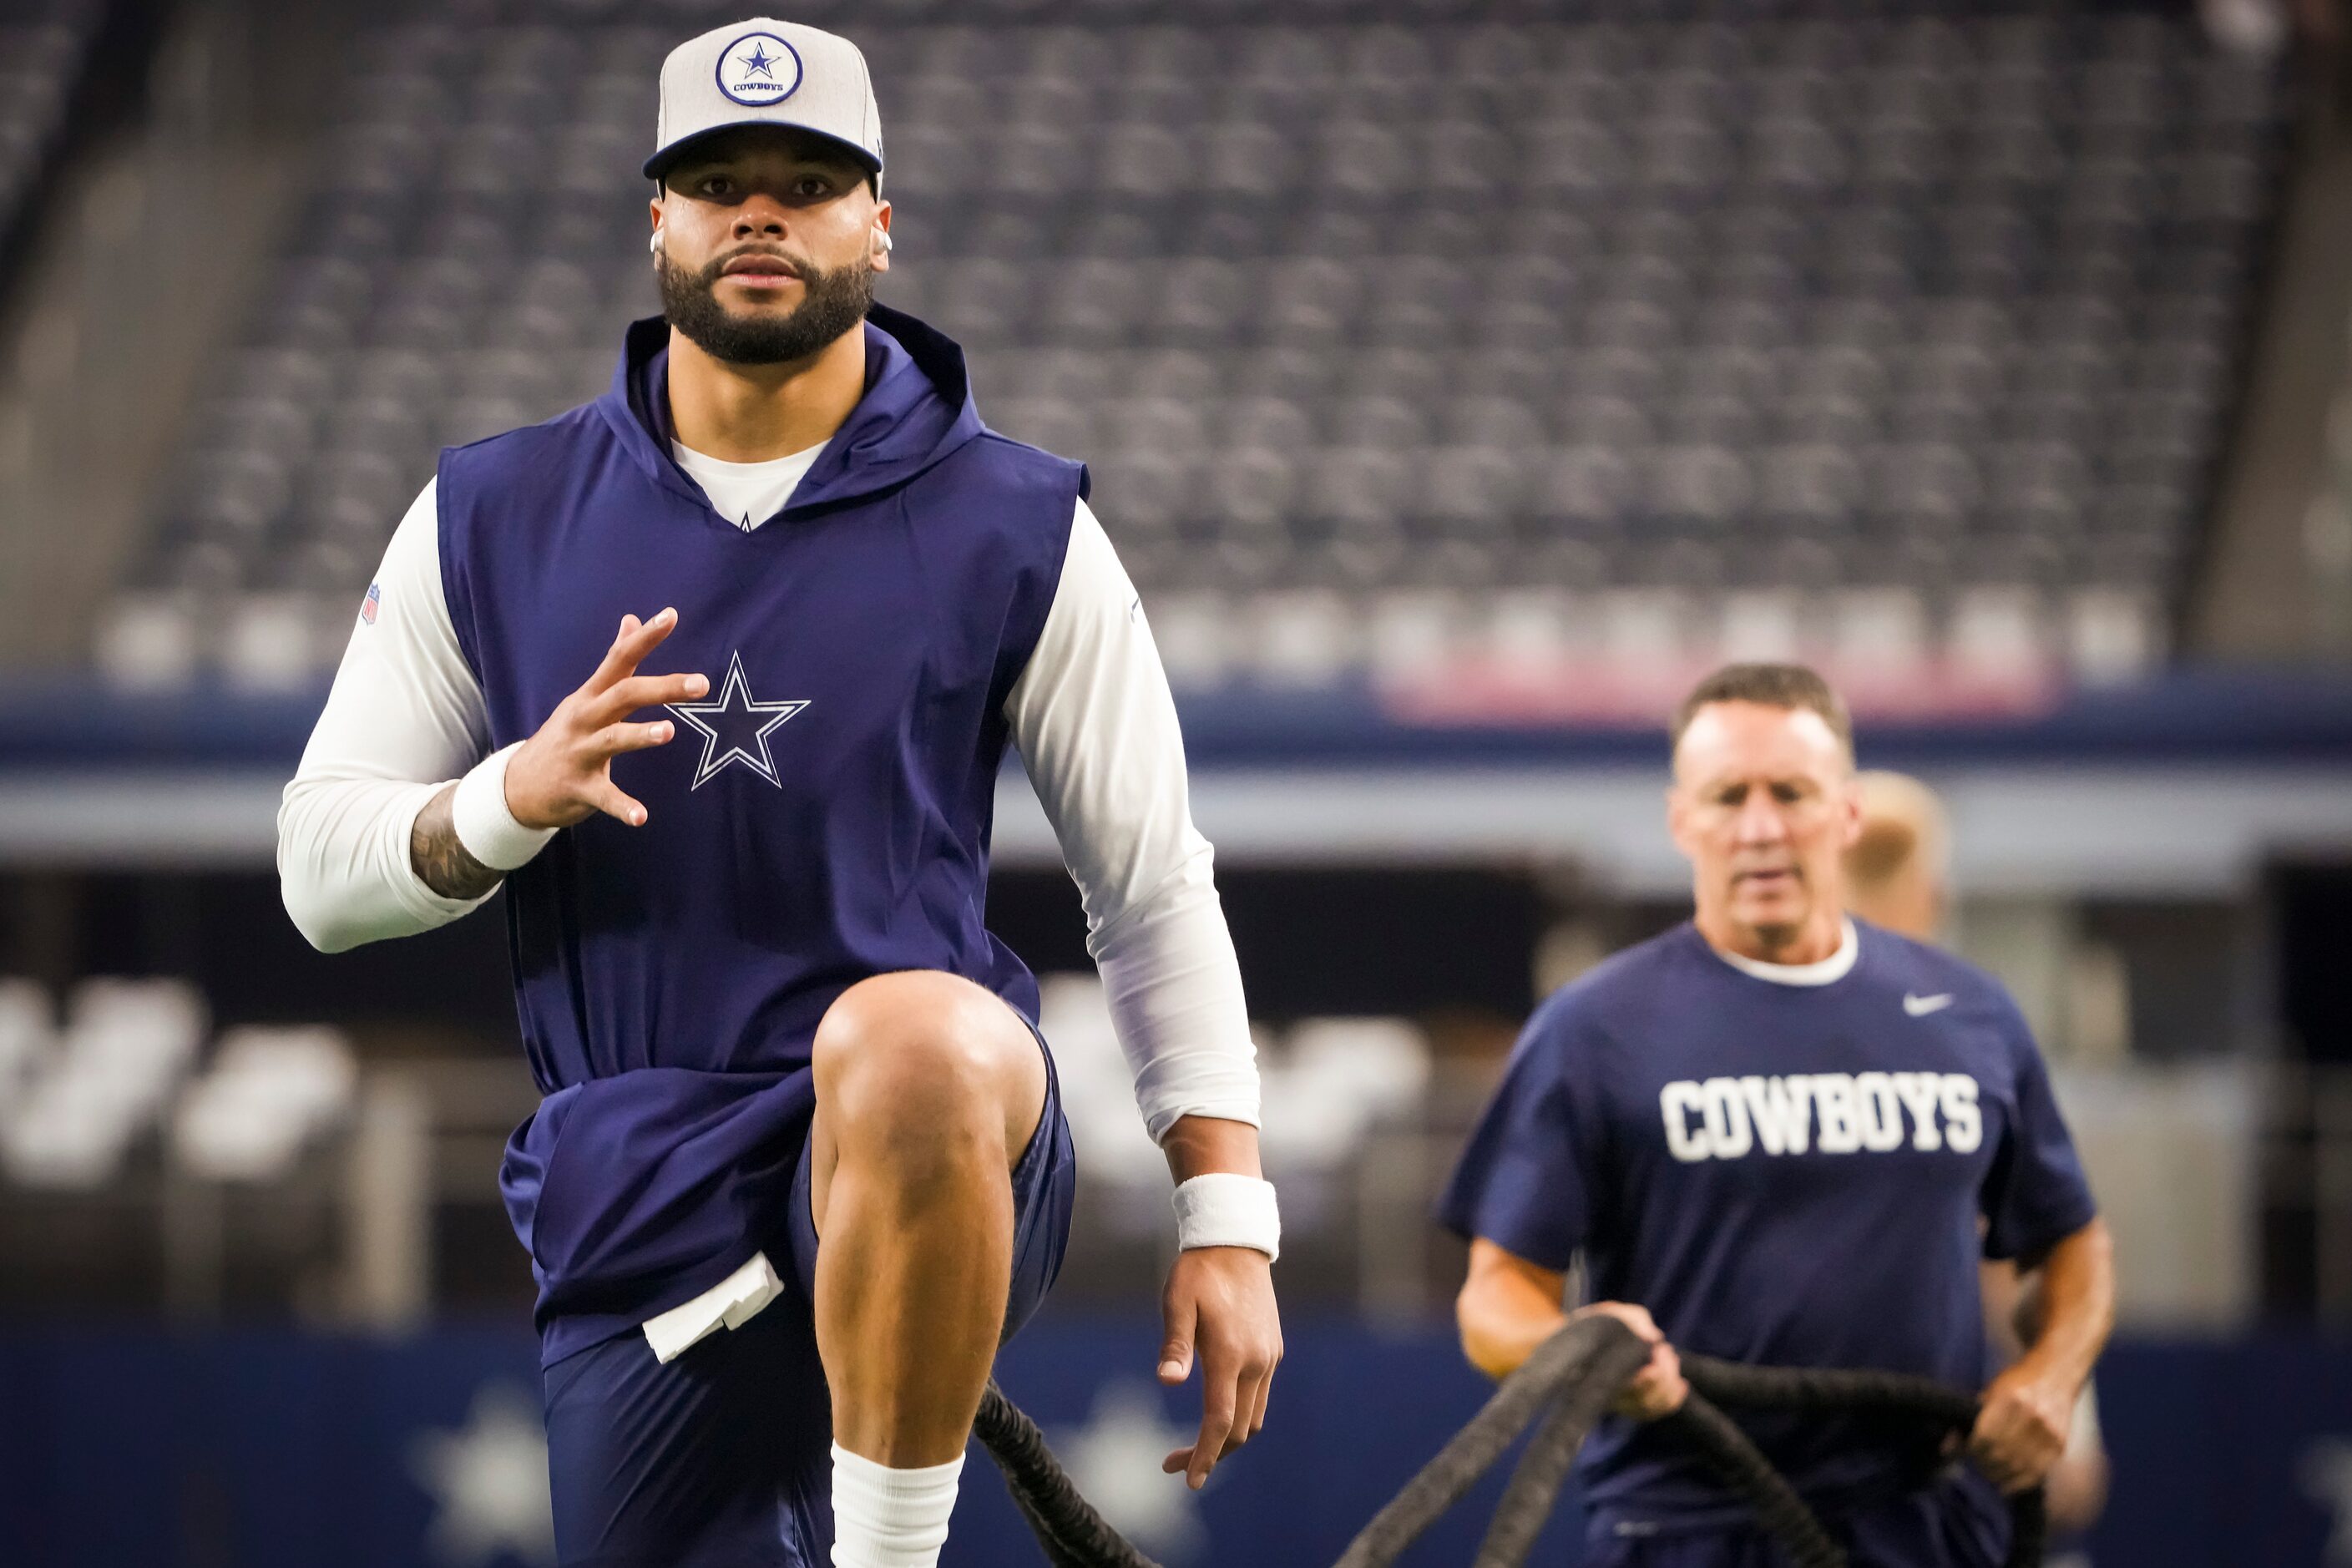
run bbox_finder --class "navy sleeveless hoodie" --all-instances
[437,305,1085,1363]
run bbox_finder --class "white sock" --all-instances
[830,1443,964,1568]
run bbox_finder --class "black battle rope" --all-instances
[1005,1482,1092,1568]
[1659,1395,1848,1568]
[974,1379,1164,1568]
[976,1333,2046,1568]
[1334,1313,1656,1568]
[1680,1355,2047,1568]
[1469,1324,1667,1566]
[1682,1355,1983,1421]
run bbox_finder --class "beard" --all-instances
[657,245,874,366]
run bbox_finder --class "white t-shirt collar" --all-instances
[669,439,827,532]
[1705,918,1860,986]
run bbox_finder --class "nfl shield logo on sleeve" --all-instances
[361,583,382,625]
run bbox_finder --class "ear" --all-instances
[648,192,665,256]
[870,200,893,271]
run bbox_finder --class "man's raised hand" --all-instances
[505,609,708,830]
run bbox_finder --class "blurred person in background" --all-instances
[1848,771,2111,1566]
[1440,664,2115,1568]
[275,18,1280,1568]
[1844,771,1951,943]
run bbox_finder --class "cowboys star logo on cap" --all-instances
[716,30,802,107]
[645,18,883,185]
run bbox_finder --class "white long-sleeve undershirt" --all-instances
[277,468,1258,1141]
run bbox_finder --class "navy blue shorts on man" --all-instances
[541,1037,1078,1568]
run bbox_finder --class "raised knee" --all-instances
[813,973,1020,1142]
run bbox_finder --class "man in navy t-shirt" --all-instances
[1439,664,2115,1567]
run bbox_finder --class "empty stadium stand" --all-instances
[102,2,2294,704]
[0,1,102,277]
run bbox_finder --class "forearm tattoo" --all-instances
[410,783,505,901]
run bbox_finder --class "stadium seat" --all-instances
[171,1027,360,1182]
[105,4,2288,698]
[3,979,205,1190]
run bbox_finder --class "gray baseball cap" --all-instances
[644,18,883,185]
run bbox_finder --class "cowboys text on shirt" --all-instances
[1658,1071,1983,1164]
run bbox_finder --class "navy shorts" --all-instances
[541,1032,1077,1567]
[1586,1474,2011,1568]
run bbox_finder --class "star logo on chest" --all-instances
[666,650,808,789]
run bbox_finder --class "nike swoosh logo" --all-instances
[1904,993,1955,1017]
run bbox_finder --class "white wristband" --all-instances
[451,743,558,872]
[1172,1174,1280,1262]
